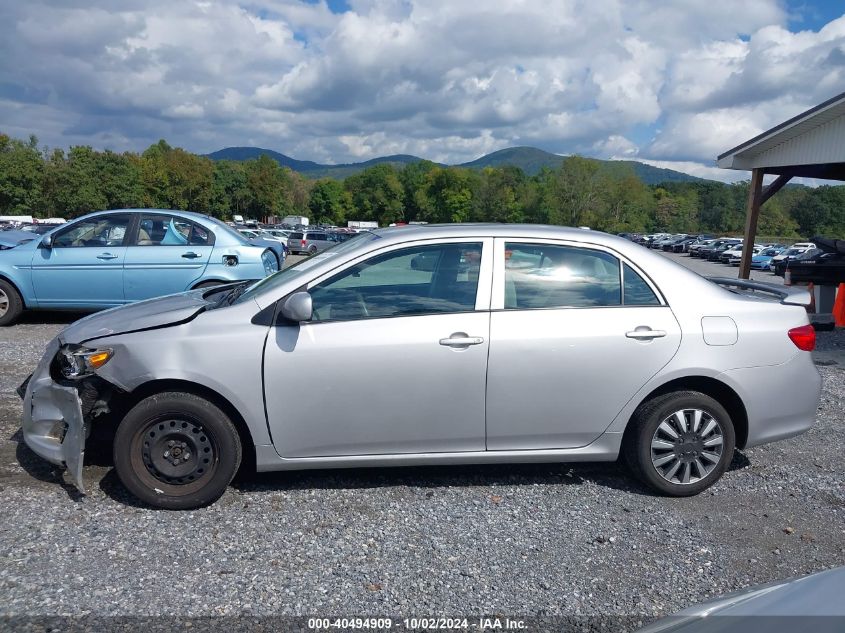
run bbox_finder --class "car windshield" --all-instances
[234,231,381,304]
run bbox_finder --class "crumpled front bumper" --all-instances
[19,339,88,493]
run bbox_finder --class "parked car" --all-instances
[750,246,785,270]
[696,239,733,261]
[642,233,671,248]
[703,240,742,261]
[687,239,717,257]
[655,234,685,250]
[671,237,698,253]
[19,224,55,235]
[659,235,686,251]
[635,565,845,632]
[0,209,280,326]
[287,230,341,255]
[261,228,292,242]
[773,239,845,284]
[721,243,762,265]
[236,228,286,262]
[770,246,812,270]
[19,224,820,509]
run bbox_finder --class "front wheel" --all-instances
[624,391,735,496]
[0,279,24,326]
[113,392,241,509]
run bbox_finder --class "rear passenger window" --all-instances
[504,243,621,308]
[137,215,213,246]
[623,264,660,305]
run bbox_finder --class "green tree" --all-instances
[344,164,405,226]
[210,160,251,219]
[41,146,109,217]
[309,179,351,225]
[472,166,526,223]
[0,134,44,215]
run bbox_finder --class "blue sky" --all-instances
[0,0,843,182]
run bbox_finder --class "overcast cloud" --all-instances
[1,0,843,182]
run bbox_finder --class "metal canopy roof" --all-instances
[717,91,845,180]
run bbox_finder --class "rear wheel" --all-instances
[624,391,735,496]
[0,279,23,326]
[308,244,318,255]
[113,392,241,509]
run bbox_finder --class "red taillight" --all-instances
[301,239,306,246]
[788,324,815,351]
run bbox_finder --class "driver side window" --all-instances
[309,242,483,322]
[52,215,131,248]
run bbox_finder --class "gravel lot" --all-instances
[1,251,843,625]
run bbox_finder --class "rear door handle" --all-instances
[96,253,118,260]
[439,333,485,347]
[626,327,667,340]
[181,252,201,259]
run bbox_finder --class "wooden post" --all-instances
[739,168,764,279]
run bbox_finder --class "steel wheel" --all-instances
[0,287,8,318]
[138,416,217,488]
[650,408,724,485]
[114,391,241,509]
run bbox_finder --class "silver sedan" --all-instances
[20,225,822,509]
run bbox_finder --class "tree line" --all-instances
[2,133,844,239]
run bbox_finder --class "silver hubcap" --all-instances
[650,408,724,485]
[0,288,8,318]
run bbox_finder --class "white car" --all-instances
[723,244,763,265]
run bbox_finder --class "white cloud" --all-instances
[0,0,843,184]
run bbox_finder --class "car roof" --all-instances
[62,208,213,223]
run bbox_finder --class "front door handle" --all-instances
[182,252,201,259]
[626,327,667,340]
[96,253,118,260]
[439,333,485,347]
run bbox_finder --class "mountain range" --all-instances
[206,145,707,185]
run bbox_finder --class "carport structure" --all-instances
[717,90,845,279]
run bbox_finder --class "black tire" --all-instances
[0,278,24,327]
[308,245,318,255]
[113,392,241,510]
[623,391,735,496]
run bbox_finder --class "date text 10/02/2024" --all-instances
[307,617,527,630]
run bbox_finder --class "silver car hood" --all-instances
[60,291,217,344]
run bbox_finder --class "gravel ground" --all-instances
[0,255,843,624]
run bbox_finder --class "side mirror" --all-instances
[279,291,312,323]
[41,234,53,249]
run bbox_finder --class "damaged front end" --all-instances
[20,338,119,493]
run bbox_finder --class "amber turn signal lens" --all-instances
[87,350,113,368]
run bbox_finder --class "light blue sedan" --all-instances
[0,209,281,325]
[750,246,785,270]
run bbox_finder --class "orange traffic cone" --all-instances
[833,283,845,327]
[806,282,816,314]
